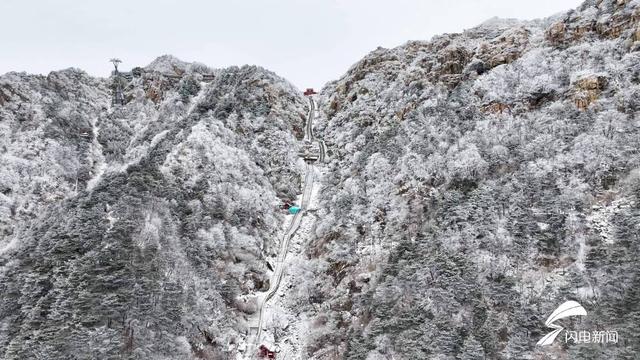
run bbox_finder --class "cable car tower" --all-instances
[110,58,125,106]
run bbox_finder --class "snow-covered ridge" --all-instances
[0,55,307,359]
[300,0,640,358]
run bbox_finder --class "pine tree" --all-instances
[459,335,485,360]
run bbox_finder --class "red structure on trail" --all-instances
[258,345,276,359]
[303,88,317,96]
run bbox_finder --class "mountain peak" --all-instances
[477,16,523,29]
[145,54,190,74]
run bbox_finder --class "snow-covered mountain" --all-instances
[298,0,640,358]
[0,57,307,359]
[1,0,640,359]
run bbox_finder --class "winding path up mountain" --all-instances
[254,95,319,350]
[305,97,315,141]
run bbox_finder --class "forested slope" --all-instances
[0,57,306,359]
[301,0,640,358]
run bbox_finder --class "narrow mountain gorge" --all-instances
[0,0,639,359]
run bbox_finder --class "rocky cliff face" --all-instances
[299,0,640,359]
[0,57,306,359]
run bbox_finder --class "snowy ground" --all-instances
[260,166,322,359]
[233,165,322,360]
[86,116,106,191]
[229,166,321,360]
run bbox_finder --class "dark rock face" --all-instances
[0,59,305,359]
